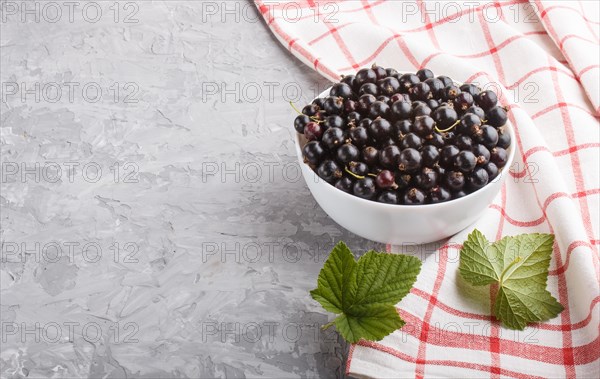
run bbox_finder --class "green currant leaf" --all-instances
[334,305,405,344]
[310,241,357,314]
[310,242,421,344]
[459,230,564,330]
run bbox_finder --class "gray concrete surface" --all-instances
[0,1,384,378]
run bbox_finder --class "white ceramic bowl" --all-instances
[295,89,516,244]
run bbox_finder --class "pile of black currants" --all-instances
[294,65,511,205]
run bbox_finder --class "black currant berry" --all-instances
[410,82,431,101]
[398,148,422,172]
[336,143,360,164]
[346,111,361,126]
[437,75,453,87]
[444,171,465,191]
[400,132,423,150]
[403,187,426,205]
[456,135,473,151]
[303,104,320,117]
[473,144,491,166]
[371,64,387,80]
[294,114,310,134]
[475,90,498,110]
[335,176,354,193]
[348,126,369,147]
[355,68,378,87]
[465,105,486,119]
[314,110,328,122]
[443,85,461,101]
[415,167,439,190]
[425,78,445,98]
[348,161,369,177]
[376,170,397,189]
[484,162,499,180]
[377,191,399,204]
[362,146,379,166]
[429,186,451,203]
[368,100,390,119]
[432,106,458,130]
[330,83,353,99]
[453,92,474,112]
[426,132,445,148]
[390,93,403,103]
[497,126,511,149]
[357,94,377,114]
[412,116,435,137]
[380,137,396,147]
[453,190,468,199]
[359,82,379,97]
[486,106,508,127]
[396,173,412,190]
[345,99,357,114]
[317,160,343,183]
[391,100,412,120]
[322,127,345,150]
[439,145,460,168]
[411,103,432,118]
[479,125,499,148]
[304,122,324,141]
[454,150,477,173]
[303,141,326,165]
[422,145,440,166]
[399,73,420,92]
[416,68,434,81]
[353,177,377,199]
[368,117,393,142]
[394,119,412,135]
[386,68,399,77]
[426,99,440,109]
[313,97,325,109]
[490,147,508,167]
[467,167,489,191]
[442,131,457,145]
[359,118,372,128]
[324,115,345,130]
[378,76,401,96]
[379,145,401,169]
[340,74,356,89]
[459,83,481,97]
[323,96,345,115]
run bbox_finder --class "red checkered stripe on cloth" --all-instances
[255,0,599,378]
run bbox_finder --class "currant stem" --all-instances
[289,101,302,115]
[289,101,323,124]
[435,118,460,133]
[345,166,365,180]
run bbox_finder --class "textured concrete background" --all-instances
[0,1,384,378]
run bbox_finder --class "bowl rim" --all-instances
[294,84,516,209]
